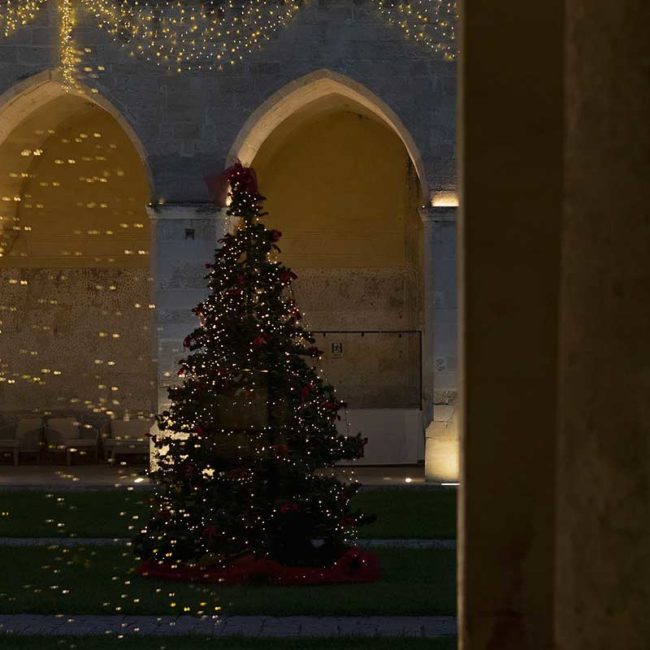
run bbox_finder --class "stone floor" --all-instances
[0,614,457,638]
[0,464,428,489]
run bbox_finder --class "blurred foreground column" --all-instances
[555,2,650,648]
[459,0,564,647]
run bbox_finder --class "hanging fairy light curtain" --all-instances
[0,0,457,80]
[376,0,457,61]
[80,0,303,72]
[0,0,48,36]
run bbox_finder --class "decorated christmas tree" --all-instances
[135,163,377,584]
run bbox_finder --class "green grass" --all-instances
[0,547,456,616]
[0,488,456,539]
[0,637,457,650]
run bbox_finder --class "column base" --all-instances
[424,402,459,483]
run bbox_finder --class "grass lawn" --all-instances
[0,637,457,650]
[0,488,456,539]
[0,547,456,616]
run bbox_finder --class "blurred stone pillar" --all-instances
[422,205,459,483]
[148,203,230,414]
[459,0,564,647]
[555,2,650,648]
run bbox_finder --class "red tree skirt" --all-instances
[137,547,379,585]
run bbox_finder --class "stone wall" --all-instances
[0,267,155,417]
[0,0,457,201]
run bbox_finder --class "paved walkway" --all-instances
[0,614,456,638]
[0,465,438,489]
[0,536,456,549]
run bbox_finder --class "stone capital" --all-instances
[146,202,230,221]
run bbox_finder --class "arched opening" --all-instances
[0,73,155,426]
[236,72,425,464]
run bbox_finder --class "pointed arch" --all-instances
[227,69,429,202]
[0,69,153,197]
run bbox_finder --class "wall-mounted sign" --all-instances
[331,342,343,359]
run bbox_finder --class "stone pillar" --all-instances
[419,207,436,427]
[459,0,564,647]
[422,206,460,483]
[555,2,650,648]
[148,203,230,413]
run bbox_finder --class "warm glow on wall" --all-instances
[431,190,459,207]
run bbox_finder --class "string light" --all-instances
[0,1,458,74]
[0,0,47,37]
[376,0,457,61]
[79,0,303,72]
[58,0,80,88]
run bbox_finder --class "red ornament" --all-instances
[279,269,298,285]
[300,384,313,401]
[268,229,282,242]
[252,333,270,347]
[202,525,218,540]
[195,425,205,436]
[279,502,299,514]
[271,443,289,458]
[341,516,356,527]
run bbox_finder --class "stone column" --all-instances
[148,203,230,413]
[419,207,436,427]
[422,206,460,483]
[555,2,650,648]
[459,0,564,647]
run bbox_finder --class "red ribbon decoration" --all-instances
[137,547,379,585]
[205,161,259,206]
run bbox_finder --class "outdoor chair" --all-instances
[0,418,44,465]
[0,423,21,466]
[103,418,153,462]
[45,417,99,465]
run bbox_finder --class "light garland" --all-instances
[58,0,79,87]
[79,0,303,72]
[376,0,457,61]
[0,0,47,37]
[0,1,457,74]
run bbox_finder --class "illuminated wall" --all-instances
[253,107,423,408]
[0,96,155,419]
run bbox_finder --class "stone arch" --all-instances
[0,69,153,197]
[228,70,426,465]
[0,69,156,421]
[227,69,429,203]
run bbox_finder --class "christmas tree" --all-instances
[135,163,376,582]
